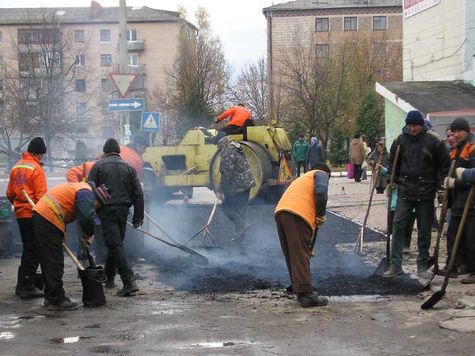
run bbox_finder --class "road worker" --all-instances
[88,138,144,297]
[275,162,330,308]
[33,182,111,311]
[6,137,47,299]
[216,103,255,137]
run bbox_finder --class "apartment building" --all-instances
[0,2,194,154]
[263,0,403,83]
[403,0,475,82]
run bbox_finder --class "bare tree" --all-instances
[166,6,229,137]
[231,59,269,123]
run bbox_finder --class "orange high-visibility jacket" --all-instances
[34,182,91,234]
[66,161,96,183]
[6,152,47,218]
[275,170,325,231]
[120,145,143,177]
[217,106,251,127]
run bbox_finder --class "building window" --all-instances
[101,101,109,114]
[373,42,387,56]
[100,29,111,42]
[101,78,111,91]
[18,53,40,71]
[315,18,329,32]
[127,29,137,42]
[0,78,3,91]
[373,16,387,31]
[100,54,112,66]
[128,53,138,67]
[0,56,3,67]
[130,75,145,90]
[0,31,2,43]
[41,52,61,67]
[75,54,85,66]
[18,29,59,44]
[76,102,86,116]
[75,79,86,92]
[344,17,357,31]
[315,44,329,58]
[74,30,85,43]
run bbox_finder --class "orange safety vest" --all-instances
[450,140,475,161]
[217,106,251,127]
[6,152,47,218]
[66,161,96,183]
[275,170,324,231]
[120,145,144,177]
[34,182,91,235]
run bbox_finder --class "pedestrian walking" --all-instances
[383,110,450,279]
[6,137,47,299]
[368,141,389,194]
[33,182,111,311]
[305,137,325,171]
[292,134,309,177]
[275,162,331,308]
[349,134,366,183]
[442,118,475,282]
[88,138,144,296]
[217,135,256,240]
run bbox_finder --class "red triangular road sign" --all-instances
[110,73,136,97]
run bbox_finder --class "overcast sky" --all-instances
[0,0,279,75]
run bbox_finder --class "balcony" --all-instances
[127,64,146,75]
[127,40,145,52]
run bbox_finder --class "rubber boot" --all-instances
[117,280,139,297]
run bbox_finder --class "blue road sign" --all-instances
[108,98,145,112]
[141,112,160,132]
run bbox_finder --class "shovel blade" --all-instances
[421,290,445,310]
[373,257,388,277]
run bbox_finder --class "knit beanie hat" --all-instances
[27,137,47,154]
[103,138,120,154]
[450,117,470,133]
[88,182,111,206]
[405,110,425,126]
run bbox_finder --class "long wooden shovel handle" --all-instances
[144,211,179,245]
[21,190,85,271]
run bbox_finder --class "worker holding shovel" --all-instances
[32,182,111,311]
[275,162,331,308]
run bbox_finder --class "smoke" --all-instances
[141,194,422,296]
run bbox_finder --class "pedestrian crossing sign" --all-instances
[141,112,160,132]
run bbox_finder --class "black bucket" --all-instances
[79,266,107,307]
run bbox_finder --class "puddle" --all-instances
[50,336,94,344]
[183,340,254,349]
[150,308,183,315]
[0,332,15,340]
[0,315,46,330]
[330,295,388,302]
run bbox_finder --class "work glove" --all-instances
[315,215,326,227]
[132,219,143,229]
[444,177,455,189]
[456,167,466,180]
[437,190,445,205]
[81,234,94,247]
[384,183,396,197]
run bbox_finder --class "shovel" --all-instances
[421,160,456,290]
[22,190,85,271]
[355,149,384,253]
[309,226,319,258]
[373,145,400,276]
[421,185,475,310]
[128,222,209,265]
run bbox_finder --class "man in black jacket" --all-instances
[383,110,450,279]
[88,138,144,296]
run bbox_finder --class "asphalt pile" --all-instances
[145,203,423,296]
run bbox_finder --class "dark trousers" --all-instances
[391,196,433,271]
[17,217,41,289]
[295,161,306,177]
[33,214,66,305]
[275,212,313,294]
[353,164,362,182]
[446,214,475,272]
[99,209,134,284]
[389,210,416,248]
[222,189,250,233]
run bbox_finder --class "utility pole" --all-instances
[118,0,130,143]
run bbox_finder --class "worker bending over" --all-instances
[216,103,255,137]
